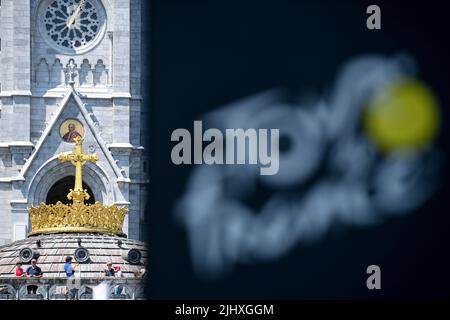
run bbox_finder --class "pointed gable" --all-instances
[18,86,129,184]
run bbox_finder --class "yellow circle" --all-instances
[363,79,440,152]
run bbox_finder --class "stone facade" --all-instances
[0,0,149,245]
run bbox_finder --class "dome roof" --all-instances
[0,234,147,278]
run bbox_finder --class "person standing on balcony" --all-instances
[26,259,43,294]
[64,256,79,299]
[113,266,124,295]
[103,262,115,277]
[64,256,78,278]
[15,262,25,277]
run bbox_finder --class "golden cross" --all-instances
[58,136,99,204]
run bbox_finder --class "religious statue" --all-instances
[66,59,78,84]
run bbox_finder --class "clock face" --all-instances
[38,0,107,54]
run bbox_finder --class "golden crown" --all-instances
[28,137,128,237]
[28,202,128,237]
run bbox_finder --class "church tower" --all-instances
[0,0,148,244]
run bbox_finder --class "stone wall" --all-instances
[0,0,148,244]
[0,277,146,299]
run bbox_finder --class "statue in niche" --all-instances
[65,59,78,85]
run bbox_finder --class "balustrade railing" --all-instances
[0,277,145,300]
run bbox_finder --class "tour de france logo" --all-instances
[60,119,85,143]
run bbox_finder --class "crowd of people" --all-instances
[14,259,43,294]
[11,257,147,298]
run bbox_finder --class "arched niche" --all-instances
[27,156,114,206]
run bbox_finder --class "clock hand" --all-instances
[68,1,84,26]
[67,9,78,28]
[67,0,85,28]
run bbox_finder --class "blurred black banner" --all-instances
[146,0,450,299]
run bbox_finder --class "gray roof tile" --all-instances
[0,234,147,279]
